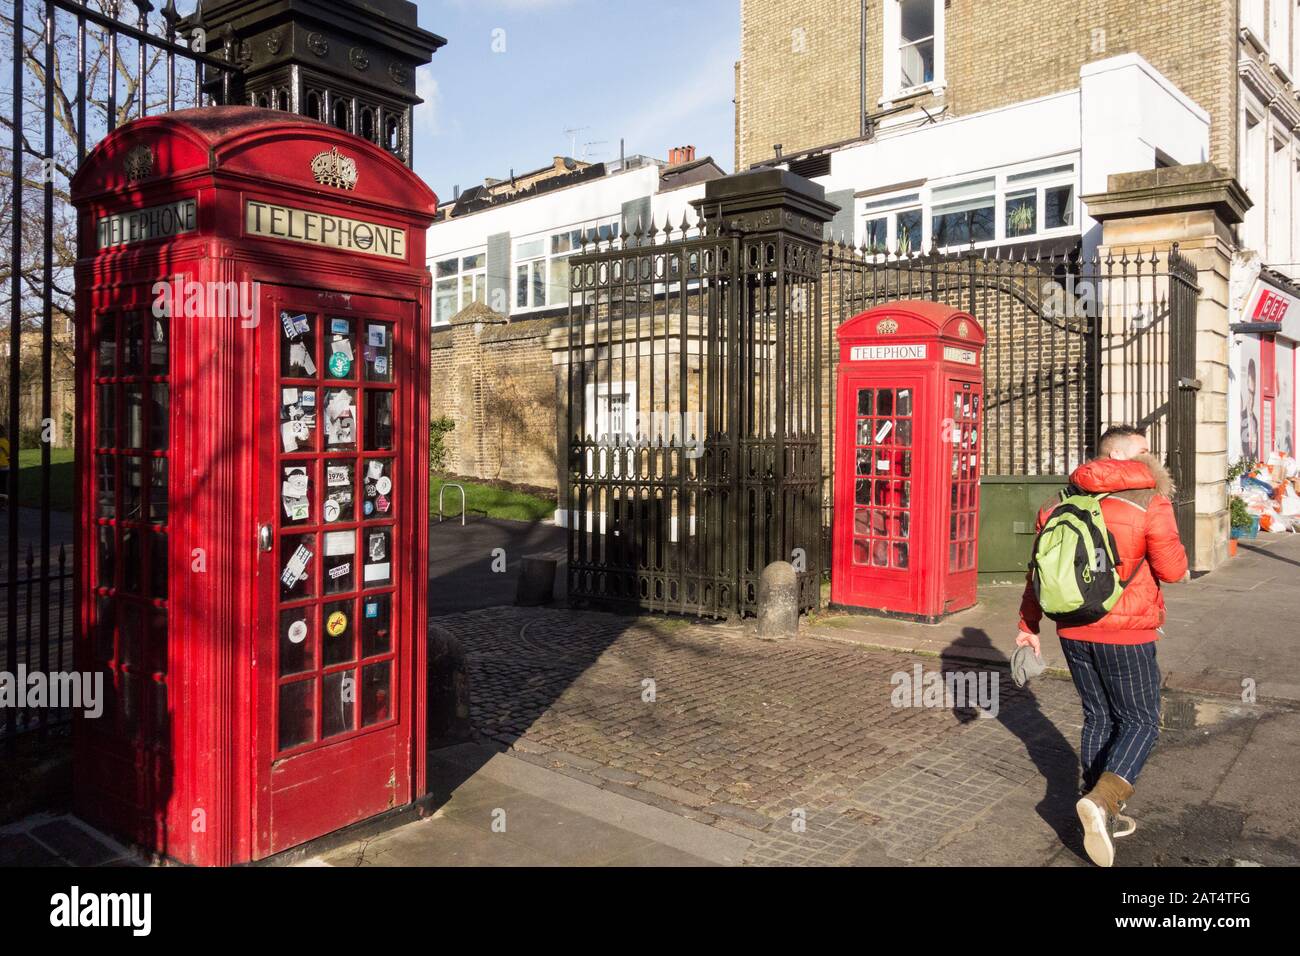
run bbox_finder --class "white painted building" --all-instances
[426,150,725,326]
[760,55,1210,261]
[1230,1,1300,467]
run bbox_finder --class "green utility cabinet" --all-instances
[977,475,1069,583]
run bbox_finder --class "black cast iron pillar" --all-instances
[181,0,445,167]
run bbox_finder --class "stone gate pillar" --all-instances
[1083,163,1251,572]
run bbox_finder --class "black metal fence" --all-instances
[822,241,1201,555]
[2,0,238,739]
[565,191,828,619]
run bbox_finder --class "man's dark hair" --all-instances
[1099,424,1146,455]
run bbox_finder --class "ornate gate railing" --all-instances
[565,172,835,619]
[2,0,238,739]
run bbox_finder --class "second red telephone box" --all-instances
[831,302,986,622]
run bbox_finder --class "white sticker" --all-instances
[876,459,890,471]
[874,420,894,444]
[326,465,350,486]
[324,499,341,522]
[281,544,311,588]
[281,421,303,453]
[287,620,308,644]
[289,341,316,376]
[375,476,392,495]
[282,388,299,405]
[328,561,352,580]
[364,562,390,583]
[369,325,386,347]
[282,467,309,499]
[324,530,355,556]
[367,460,385,480]
[374,355,388,376]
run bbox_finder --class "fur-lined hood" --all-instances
[1070,452,1175,499]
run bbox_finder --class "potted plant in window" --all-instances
[1007,201,1035,237]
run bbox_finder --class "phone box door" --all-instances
[833,374,924,612]
[254,285,415,858]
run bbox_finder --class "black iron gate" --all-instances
[822,241,1201,558]
[2,0,238,739]
[565,171,835,618]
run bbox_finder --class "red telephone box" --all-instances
[830,302,986,622]
[69,108,437,864]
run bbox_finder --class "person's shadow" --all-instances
[941,627,1088,863]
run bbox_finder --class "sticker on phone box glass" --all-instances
[281,544,312,588]
[281,312,311,340]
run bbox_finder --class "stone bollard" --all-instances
[515,556,557,606]
[756,560,799,640]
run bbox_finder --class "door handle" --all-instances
[258,523,274,552]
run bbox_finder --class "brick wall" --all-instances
[430,303,563,489]
[737,0,1236,172]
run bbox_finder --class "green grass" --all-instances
[430,477,556,523]
[12,447,76,511]
[6,452,556,522]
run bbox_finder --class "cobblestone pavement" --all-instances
[444,605,1095,865]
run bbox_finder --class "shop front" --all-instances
[1231,272,1300,466]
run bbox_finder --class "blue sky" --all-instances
[410,0,739,203]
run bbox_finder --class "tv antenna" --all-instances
[563,126,590,157]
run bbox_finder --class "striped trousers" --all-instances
[1058,637,1162,789]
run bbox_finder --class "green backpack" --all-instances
[1029,490,1142,626]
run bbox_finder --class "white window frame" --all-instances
[1271,0,1293,79]
[1268,126,1293,262]
[1242,101,1267,253]
[856,158,1079,255]
[1242,0,1268,46]
[881,0,945,104]
[512,216,620,315]
[859,191,923,255]
[582,380,638,479]
[432,247,486,325]
[930,177,997,249]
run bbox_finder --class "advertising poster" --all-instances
[1276,340,1296,458]
[1237,335,1262,465]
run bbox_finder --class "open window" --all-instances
[883,0,944,102]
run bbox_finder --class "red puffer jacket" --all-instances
[1019,454,1189,644]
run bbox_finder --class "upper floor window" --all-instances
[434,249,487,324]
[863,192,922,254]
[931,178,996,247]
[858,162,1077,254]
[884,0,944,101]
[513,219,619,313]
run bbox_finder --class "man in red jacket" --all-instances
[1017,425,1189,867]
